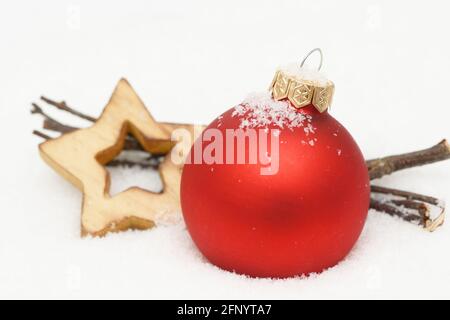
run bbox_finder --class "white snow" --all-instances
[232,92,315,133]
[108,152,163,196]
[280,64,330,86]
[1,0,450,300]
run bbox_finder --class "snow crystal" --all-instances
[232,91,315,133]
[304,126,315,136]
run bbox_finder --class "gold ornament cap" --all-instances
[270,48,335,113]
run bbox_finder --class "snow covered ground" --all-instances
[0,0,449,299]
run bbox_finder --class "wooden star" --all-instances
[39,79,202,237]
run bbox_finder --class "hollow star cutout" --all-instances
[39,79,202,237]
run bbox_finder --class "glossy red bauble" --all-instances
[181,103,370,278]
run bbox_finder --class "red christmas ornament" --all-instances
[181,51,370,278]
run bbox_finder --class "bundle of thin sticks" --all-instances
[31,96,450,231]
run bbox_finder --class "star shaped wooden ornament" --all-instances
[39,79,203,237]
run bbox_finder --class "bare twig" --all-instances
[43,119,77,134]
[32,103,78,134]
[31,103,63,125]
[123,137,145,151]
[41,96,96,122]
[370,198,422,223]
[32,130,52,140]
[371,185,443,207]
[108,159,160,170]
[370,185,445,231]
[367,140,450,180]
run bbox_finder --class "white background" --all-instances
[0,0,449,299]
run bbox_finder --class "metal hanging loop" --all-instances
[300,48,323,71]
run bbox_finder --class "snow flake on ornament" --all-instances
[301,139,317,147]
[232,92,316,132]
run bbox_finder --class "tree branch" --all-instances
[369,198,422,223]
[108,159,160,170]
[32,130,52,140]
[40,96,96,122]
[43,118,77,134]
[367,140,450,180]
[370,185,443,207]
[370,185,445,231]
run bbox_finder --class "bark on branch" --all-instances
[370,185,445,231]
[367,140,450,180]
[40,96,96,122]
